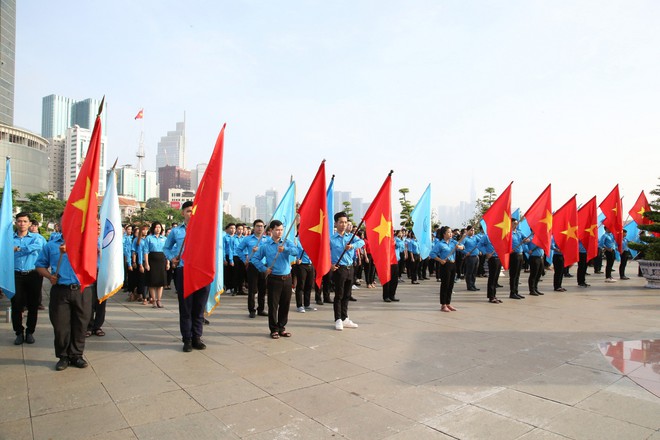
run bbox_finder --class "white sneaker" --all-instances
[296,306,305,313]
[306,306,317,311]
[335,319,343,331]
[342,318,358,328]
[352,285,360,290]
[605,278,617,283]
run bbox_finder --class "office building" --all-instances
[0,0,16,125]
[41,95,107,139]
[156,120,186,169]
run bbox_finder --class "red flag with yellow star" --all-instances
[298,161,331,288]
[181,124,225,298]
[629,191,652,225]
[363,171,394,285]
[483,182,513,269]
[578,196,599,260]
[61,98,104,291]
[552,196,579,267]
[524,184,552,255]
[599,184,623,252]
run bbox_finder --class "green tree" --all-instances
[466,187,497,231]
[145,198,169,210]
[398,188,414,229]
[629,178,660,260]
[342,201,354,223]
[19,192,66,224]
[223,212,241,226]
[0,187,20,209]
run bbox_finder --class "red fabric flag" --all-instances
[552,196,579,267]
[523,184,552,255]
[181,124,225,298]
[578,196,599,261]
[629,191,652,225]
[599,184,623,252]
[363,172,394,285]
[134,109,144,120]
[298,161,331,289]
[483,183,513,269]
[61,99,104,291]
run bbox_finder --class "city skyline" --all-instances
[10,1,660,216]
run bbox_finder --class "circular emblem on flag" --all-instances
[102,219,115,249]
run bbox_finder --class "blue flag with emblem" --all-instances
[411,184,432,259]
[0,157,15,299]
[206,188,225,315]
[272,181,297,238]
[97,170,124,302]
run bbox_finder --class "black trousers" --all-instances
[577,252,588,285]
[321,271,333,302]
[294,264,314,308]
[439,261,456,305]
[619,251,631,278]
[382,264,399,300]
[487,257,501,299]
[246,263,267,313]
[87,283,106,331]
[364,256,376,285]
[233,256,246,293]
[604,250,615,278]
[398,252,406,278]
[12,271,41,335]
[266,274,292,333]
[528,256,543,293]
[455,253,464,279]
[223,256,234,290]
[553,254,564,289]
[332,266,353,321]
[174,267,210,341]
[464,255,478,290]
[407,255,419,282]
[509,253,523,295]
[49,284,93,359]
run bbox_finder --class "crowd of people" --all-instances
[5,204,635,371]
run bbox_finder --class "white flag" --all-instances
[98,171,124,302]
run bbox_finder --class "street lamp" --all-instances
[139,201,146,222]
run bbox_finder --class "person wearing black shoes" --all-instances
[164,202,209,352]
[619,229,631,280]
[35,231,92,371]
[525,239,545,296]
[462,226,480,291]
[236,219,269,318]
[509,219,528,299]
[478,234,504,303]
[382,242,401,303]
[11,213,45,346]
[551,238,567,292]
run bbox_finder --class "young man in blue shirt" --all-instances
[330,212,364,330]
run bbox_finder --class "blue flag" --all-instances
[272,181,297,239]
[207,194,225,314]
[512,208,521,221]
[0,158,15,298]
[411,184,432,259]
[327,177,335,234]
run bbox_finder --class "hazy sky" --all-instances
[13,1,660,219]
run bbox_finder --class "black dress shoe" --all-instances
[72,357,88,368]
[203,318,210,325]
[249,311,256,318]
[517,294,525,299]
[391,298,400,302]
[383,298,392,302]
[349,297,357,301]
[55,357,69,371]
[509,294,522,299]
[411,281,420,285]
[14,333,24,345]
[183,340,193,352]
[529,292,539,296]
[25,333,35,344]
[496,284,503,288]
[192,337,206,350]
[316,299,324,305]
[257,311,268,316]
[536,291,544,295]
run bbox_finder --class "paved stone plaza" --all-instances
[1,263,659,440]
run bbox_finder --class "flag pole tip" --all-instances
[321,159,326,163]
[5,156,10,160]
[388,170,394,176]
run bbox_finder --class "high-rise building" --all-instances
[48,135,66,197]
[63,125,107,200]
[41,95,107,138]
[223,192,231,215]
[334,191,352,215]
[158,165,190,200]
[191,162,207,191]
[0,0,16,125]
[255,188,278,222]
[156,120,186,169]
[240,205,256,224]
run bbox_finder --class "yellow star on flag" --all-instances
[72,177,91,232]
[586,223,597,237]
[494,211,511,239]
[561,222,579,240]
[638,206,646,217]
[309,209,325,234]
[372,214,392,245]
[540,210,553,231]
[612,204,618,214]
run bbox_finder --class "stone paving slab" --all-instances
[1,262,659,439]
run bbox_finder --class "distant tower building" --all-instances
[41,95,107,138]
[334,191,352,214]
[158,165,190,200]
[144,170,159,200]
[156,120,186,169]
[63,125,107,200]
[223,192,231,215]
[192,162,207,191]
[240,205,256,224]
[350,197,364,220]
[255,188,278,222]
[0,0,16,125]
[48,136,66,197]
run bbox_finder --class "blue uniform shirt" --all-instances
[236,234,268,264]
[512,229,525,254]
[297,241,313,264]
[35,235,80,285]
[164,224,186,267]
[479,235,497,257]
[602,232,616,251]
[462,235,480,257]
[14,232,45,271]
[330,232,365,266]
[251,237,297,275]
[526,241,544,257]
[430,239,459,262]
[123,234,133,265]
[144,234,166,253]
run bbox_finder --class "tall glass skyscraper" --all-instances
[0,0,16,125]
[41,94,106,138]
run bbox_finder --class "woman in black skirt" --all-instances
[144,221,168,308]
